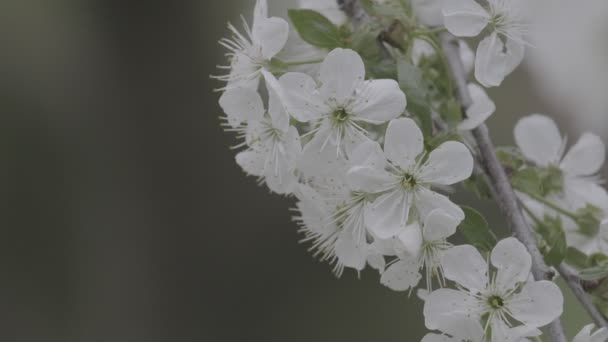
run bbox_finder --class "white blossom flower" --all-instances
[380,209,461,292]
[442,0,527,87]
[219,76,301,194]
[347,118,473,238]
[424,238,563,342]
[573,324,608,342]
[458,83,496,131]
[421,317,485,342]
[279,48,406,158]
[294,179,385,276]
[215,0,289,90]
[514,114,608,211]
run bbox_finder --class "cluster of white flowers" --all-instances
[215,0,608,341]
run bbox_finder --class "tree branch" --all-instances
[437,32,568,342]
[557,264,608,328]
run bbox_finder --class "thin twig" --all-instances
[557,264,608,328]
[438,32,568,342]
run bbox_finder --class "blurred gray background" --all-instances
[0,0,606,341]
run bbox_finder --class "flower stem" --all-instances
[515,186,579,221]
[281,58,325,67]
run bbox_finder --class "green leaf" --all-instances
[565,247,590,269]
[575,204,602,237]
[458,206,497,252]
[580,262,608,281]
[496,146,525,171]
[535,215,567,266]
[443,99,463,126]
[288,9,343,48]
[397,61,432,136]
[397,61,429,108]
[463,174,493,200]
[512,167,543,196]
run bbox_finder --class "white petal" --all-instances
[514,114,564,167]
[397,222,423,256]
[380,257,421,291]
[226,54,261,90]
[264,127,301,194]
[563,178,608,211]
[474,33,506,88]
[418,141,474,185]
[351,80,406,123]
[432,316,485,341]
[491,237,532,292]
[384,118,424,170]
[591,328,608,342]
[508,280,564,328]
[502,38,525,77]
[366,253,386,273]
[459,40,475,75]
[219,87,265,128]
[442,0,490,37]
[264,72,290,132]
[573,325,594,342]
[415,187,465,222]
[335,233,367,271]
[319,48,365,105]
[235,149,265,176]
[441,245,488,292]
[421,334,453,342]
[347,166,394,193]
[475,34,524,87]
[422,209,461,242]
[411,38,436,66]
[458,83,495,131]
[279,72,327,122]
[424,288,481,330]
[253,17,289,60]
[349,140,387,170]
[490,316,513,342]
[252,0,268,25]
[365,190,410,239]
[561,133,606,178]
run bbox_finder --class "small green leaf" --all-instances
[397,61,432,136]
[565,247,590,269]
[575,204,602,237]
[458,206,497,252]
[397,61,429,108]
[443,99,463,126]
[512,168,543,196]
[496,146,525,171]
[580,262,608,281]
[589,253,608,266]
[288,9,343,48]
[463,174,493,200]
[535,215,567,266]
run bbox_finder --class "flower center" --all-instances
[400,173,417,189]
[331,107,351,126]
[487,295,504,309]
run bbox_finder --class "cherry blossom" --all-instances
[215,0,289,90]
[424,238,563,342]
[347,118,473,238]
[442,0,527,87]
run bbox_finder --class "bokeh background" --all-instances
[0,0,606,341]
